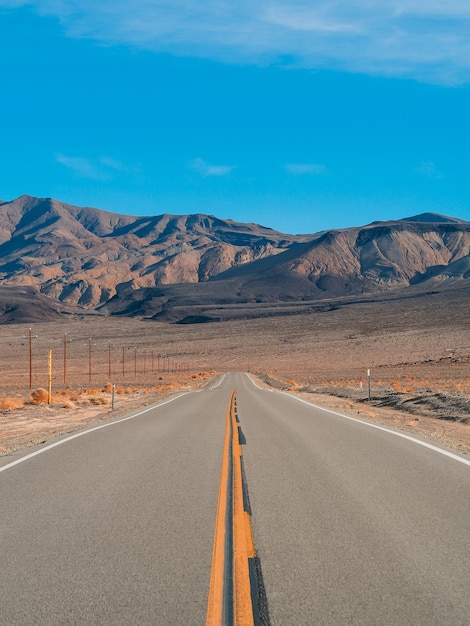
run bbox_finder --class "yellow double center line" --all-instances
[206,390,256,626]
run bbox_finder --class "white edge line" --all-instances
[210,373,226,390]
[0,393,188,475]
[246,374,470,467]
[246,374,264,390]
[279,391,470,467]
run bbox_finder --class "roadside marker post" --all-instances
[367,368,371,402]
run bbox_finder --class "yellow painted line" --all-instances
[231,396,255,626]
[206,391,234,626]
[206,390,256,626]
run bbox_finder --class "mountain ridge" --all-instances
[0,195,469,323]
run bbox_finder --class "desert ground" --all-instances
[0,285,469,458]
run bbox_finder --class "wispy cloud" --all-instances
[416,161,445,180]
[3,1,470,84]
[56,154,134,180]
[190,158,236,177]
[285,163,327,175]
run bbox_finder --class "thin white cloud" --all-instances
[416,161,445,180]
[265,6,359,34]
[2,1,470,84]
[191,158,236,177]
[56,154,133,180]
[285,163,327,175]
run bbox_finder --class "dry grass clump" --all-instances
[0,397,25,411]
[28,388,106,407]
[453,381,470,393]
[115,385,136,395]
[88,397,109,405]
[156,382,180,391]
[30,388,49,405]
[190,372,209,380]
[61,400,76,409]
[285,378,299,391]
[391,380,415,393]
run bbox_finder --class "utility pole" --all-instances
[88,338,92,383]
[63,333,67,385]
[29,328,33,390]
[48,349,52,404]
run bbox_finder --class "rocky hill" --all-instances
[0,195,299,309]
[102,218,470,322]
[0,195,469,323]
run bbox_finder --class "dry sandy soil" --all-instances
[0,288,469,458]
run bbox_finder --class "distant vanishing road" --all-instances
[1,373,469,625]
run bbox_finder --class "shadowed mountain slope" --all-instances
[0,286,67,324]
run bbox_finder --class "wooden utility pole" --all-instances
[63,333,67,385]
[29,328,33,390]
[88,338,92,383]
[48,350,52,404]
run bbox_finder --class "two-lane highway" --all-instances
[1,373,469,625]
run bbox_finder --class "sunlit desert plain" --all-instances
[0,280,469,457]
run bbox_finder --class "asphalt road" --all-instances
[0,386,228,625]
[1,373,469,625]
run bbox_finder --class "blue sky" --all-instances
[1,1,469,234]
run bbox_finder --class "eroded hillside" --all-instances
[0,195,469,321]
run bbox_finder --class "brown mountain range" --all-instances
[0,195,469,323]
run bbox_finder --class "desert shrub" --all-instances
[89,397,109,405]
[30,388,49,405]
[103,383,113,392]
[114,386,138,395]
[0,397,25,410]
[115,386,135,394]
[453,382,470,393]
[61,401,76,409]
